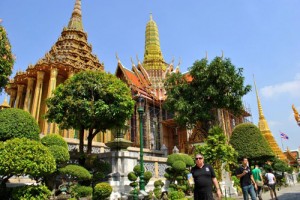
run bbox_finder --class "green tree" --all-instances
[194,125,237,180]
[0,23,14,92]
[45,71,135,158]
[164,57,251,131]
[0,108,40,141]
[0,138,56,185]
[230,123,274,162]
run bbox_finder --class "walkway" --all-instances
[234,183,300,200]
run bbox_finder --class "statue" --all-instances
[292,104,300,126]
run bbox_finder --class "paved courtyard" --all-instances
[235,183,300,200]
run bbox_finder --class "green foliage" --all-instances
[45,70,135,154]
[153,180,165,199]
[164,57,251,128]
[41,134,68,149]
[167,153,194,167]
[12,184,51,200]
[93,182,112,200]
[70,185,92,198]
[165,153,193,194]
[48,145,70,164]
[172,161,186,172]
[59,165,92,181]
[85,155,112,185]
[169,190,185,200]
[230,123,275,161]
[0,138,56,181]
[0,108,40,141]
[0,24,14,92]
[128,172,138,181]
[195,126,237,180]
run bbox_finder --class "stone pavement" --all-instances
[234,183,300,200]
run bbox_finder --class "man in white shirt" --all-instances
[265,168,278,200]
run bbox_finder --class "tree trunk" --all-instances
[79,127,85,166]
[87,129,94,154]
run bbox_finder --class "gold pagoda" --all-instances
[254,80,286,160]
[6,0,103,138]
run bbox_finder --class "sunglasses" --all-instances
[195,157,203,160]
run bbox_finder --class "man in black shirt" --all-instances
[236,158,257,200]
[191,154,221,200]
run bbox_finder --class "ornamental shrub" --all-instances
[70,185,92,198]
[230,123,274,161]
[12,184,51,200]
[93,182,112,200]
[41,134,68,149]
[0,108,40,141]
[169,190,185,200]
[164,153,192,194]
[0,138,56,181]
[48,145,70,164]
[59,165,92,181]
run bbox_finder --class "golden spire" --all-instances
[68,0,83,31]
[143,14,167,71]
[253,76,286,161]
[253,76,265,120]
[0,97,10,109]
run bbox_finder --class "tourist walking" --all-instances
[252,164,263,200]
[191,154,222,200]
[236,158,257,200]
[265,168,278,200]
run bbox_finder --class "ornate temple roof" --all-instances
[11,0,104,85]
[254,79,287,161]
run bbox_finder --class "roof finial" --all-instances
[205,51,208,60]
[221,50,224,59]
[115,53,120,63]
[177,57,181,67]
[150,12,153,21]
[68,0,83,30]
[136,54,141,64]
[130,57,136,67]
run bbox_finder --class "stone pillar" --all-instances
[15,84,25,109]
[44,68,58,134]
[31,71,45,120]
[9,89,17,108]
[23,77,35,112]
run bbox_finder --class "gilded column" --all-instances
[45,68,58,134]
[15,84,25,109]
[31,71,45,120]
[9,89,17,107]
[68,70,74,78]
[23,78,35,112]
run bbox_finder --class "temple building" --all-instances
[254,80,287,160]
[5,0,104,140]
[115,15,251,154]
[5,0,251,155]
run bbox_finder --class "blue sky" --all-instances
[1,0,300,151]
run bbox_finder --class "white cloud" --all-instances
[260,75,300,98]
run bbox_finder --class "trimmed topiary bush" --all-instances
[48,145,70,164]
[12,184,51,200]
[70,185,92,198]
[41,134,68,149]
[230,123,275,161]
[59,165,92,181]
[93,182,112,200]
[0,108,40,141]
[0,138,56,182]
[164,153,193,195]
